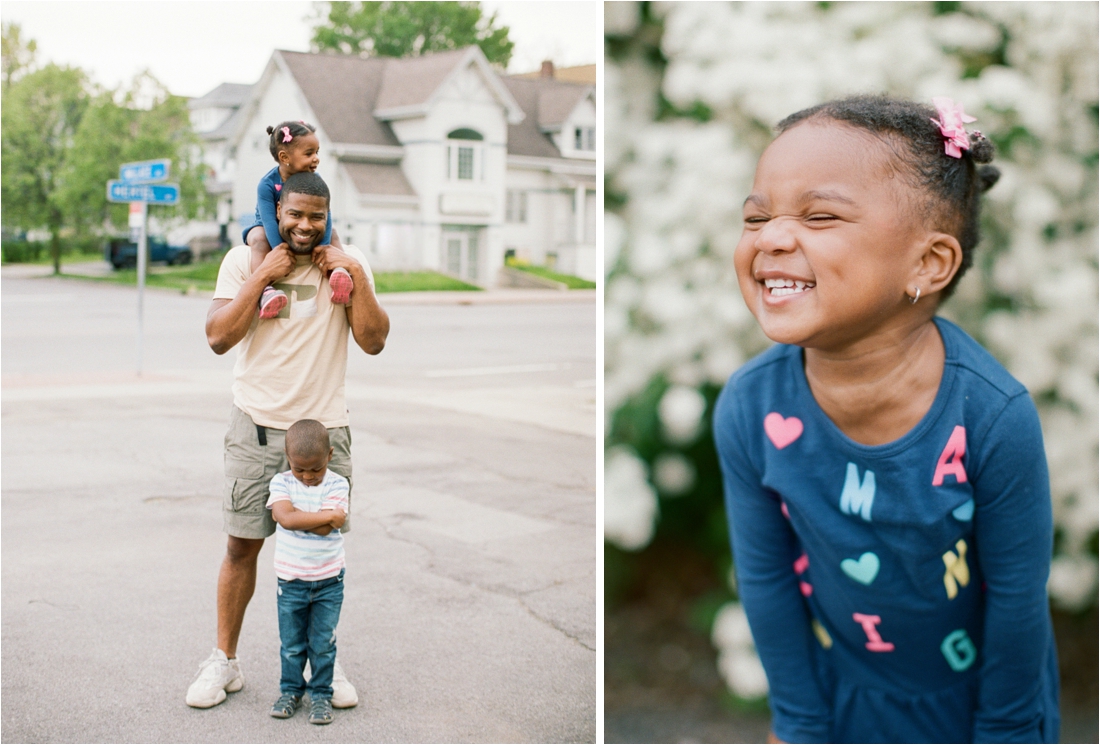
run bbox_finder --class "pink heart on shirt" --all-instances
[275,184,281,191]
[764,412,803,450]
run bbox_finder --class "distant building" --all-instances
[193,47,595,284]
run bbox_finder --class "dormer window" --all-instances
[446,128,485,182]
[574,126,596,152]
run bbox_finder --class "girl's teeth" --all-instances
[763,278,815,296]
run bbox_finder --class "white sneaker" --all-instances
[303,658,358,708]
[185,649,244,708]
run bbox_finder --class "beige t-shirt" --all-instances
[213,244,375,430]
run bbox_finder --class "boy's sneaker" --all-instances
[259,286,287,319]
[185,649,244,708]
[309,697,334,725]
[304,658,358,708]
[270,693,301,719]
[329,268,353,304]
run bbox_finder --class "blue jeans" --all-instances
[276,569,344,699]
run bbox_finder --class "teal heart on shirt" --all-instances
[952,499,975,521]
[840,552,880,585]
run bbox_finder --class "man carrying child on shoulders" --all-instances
[186,171,389,710]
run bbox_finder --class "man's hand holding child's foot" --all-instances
[311,245,355,305]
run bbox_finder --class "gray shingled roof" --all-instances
[342,162,417,197]
[375,48,471,111]
[188,82,253,109]
[278,51,400,147]
[274,49,582,161]
[501,76,590,159]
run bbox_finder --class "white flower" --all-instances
[717,649,770,700]
[604,446,659,551]
[652,452,696,496]
[1048,555,1099,611]
[658,385,708,445]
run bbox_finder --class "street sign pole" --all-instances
[130,202,148,375]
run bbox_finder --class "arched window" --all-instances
[446,128,485,181]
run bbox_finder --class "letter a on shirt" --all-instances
[933,426,968,486]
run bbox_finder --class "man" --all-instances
[186,172,389,708]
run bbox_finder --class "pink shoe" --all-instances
[259,287,287,319]
[329,267,353,304]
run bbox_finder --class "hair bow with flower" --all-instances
[281,126,292,143]
[930,97,977,158]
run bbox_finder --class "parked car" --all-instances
[105,237,193,269]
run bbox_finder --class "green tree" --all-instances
[1,63,89,274]
[2,21,37,90]
[59,72,213,238]
[311,1,514,67]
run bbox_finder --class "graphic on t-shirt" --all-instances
[933,425,968,486]
[952,498,975,521]
[940,629,977,671]
[271,282,319,319]
[811,618,833,649]
[764,412,803,449]
[942,539,970,599]
[839,463,875,521]
[852,612,895,652]
[841,552,880,585]
[793,552,812,596]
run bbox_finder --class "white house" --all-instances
[203,47,595,285]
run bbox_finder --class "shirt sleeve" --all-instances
[321,474,350,512]
[322,210,333,246]
[258,176,282,249]
[212,246,250,301]
[969,393,1054,743]
[266,473,290,508]
[714,388,833,743]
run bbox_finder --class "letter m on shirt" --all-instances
[840,462,875,521]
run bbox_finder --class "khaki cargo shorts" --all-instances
[223,406,353,539]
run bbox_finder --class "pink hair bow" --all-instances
[930,97,976,158]
[281,126,292,143]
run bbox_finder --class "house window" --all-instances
[506,190,527,223]
[574,126,595,151]
[447,128,485,182]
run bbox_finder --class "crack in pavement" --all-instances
[372,515,595,652]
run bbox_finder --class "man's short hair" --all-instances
[280,172,330,207]
[286,419,330,458]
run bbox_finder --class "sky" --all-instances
[1,1,601,99]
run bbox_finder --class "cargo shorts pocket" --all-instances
[224,476,270,514]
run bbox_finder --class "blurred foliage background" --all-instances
[603,2,1097,741]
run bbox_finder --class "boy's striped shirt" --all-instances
[266,469,348,580]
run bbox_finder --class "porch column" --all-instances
[574,184,585,244]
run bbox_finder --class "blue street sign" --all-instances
[119,158,170,183]
[107,181,180,205]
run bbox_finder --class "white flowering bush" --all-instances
[605,1,1098,701]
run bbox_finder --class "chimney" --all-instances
[540,60,554,79]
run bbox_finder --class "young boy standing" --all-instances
[266,419,349,725]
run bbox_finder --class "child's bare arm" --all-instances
[246,226,273,275]
[270,500,345,532]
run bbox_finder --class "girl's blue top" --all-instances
[713,317,1059,744]
[242,166,333,247]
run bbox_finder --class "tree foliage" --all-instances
[1,63,89,273]
[311,1,514,67]
[2,21,37,90]
[1,27,212,273]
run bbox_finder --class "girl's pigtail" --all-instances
[266,125,275,136]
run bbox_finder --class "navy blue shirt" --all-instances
[242,166,333,247]
[714,318,1059,743]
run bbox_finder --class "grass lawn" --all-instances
[57,261,482,294]
[509,264,596,289]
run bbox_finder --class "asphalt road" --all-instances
[1,271,597,743]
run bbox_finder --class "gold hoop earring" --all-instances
[910,287,921,305]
